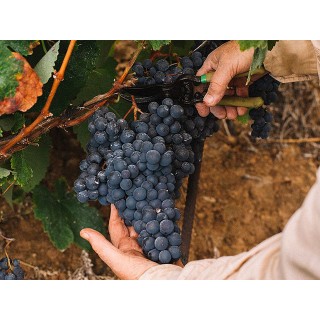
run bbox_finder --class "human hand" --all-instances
[80,204,158,280]
[196,40,254,119]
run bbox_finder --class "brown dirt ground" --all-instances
[1,42,320,279]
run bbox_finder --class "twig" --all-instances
[1,181,15,195]
[0,40,77,156]
[267,137,320,144]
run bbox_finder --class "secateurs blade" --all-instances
[119,67,268,108]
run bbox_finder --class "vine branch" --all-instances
[0,41,145,161]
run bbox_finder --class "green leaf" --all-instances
[73,121,90,151]
[0,113,25,134]
[33,184,73,250]
[2,40,38,56]
[238,40,268,51]
[1,182,13,209]
[237,112,250,124]
[33,180,106,251]
[21,135,51,192]
[248,46,268,81]
[34,41,60,84]
[33,41,100,116]
[72,57,117,105]
[238,41,268,83]
[149,40,171,51]
[11,151,33,187]
[0,44,23,100]
[0,167,11,179]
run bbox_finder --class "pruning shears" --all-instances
[120,67,268,108]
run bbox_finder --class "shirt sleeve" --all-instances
[139,167,320,280]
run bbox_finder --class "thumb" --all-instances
[203,66,234,107]
[80,228,122,267]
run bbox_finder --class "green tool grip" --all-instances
[200,67,267,84]
[219,96,264,108]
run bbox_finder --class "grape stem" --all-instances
[181,139,205,265]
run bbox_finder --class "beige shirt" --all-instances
[140,40,320,280]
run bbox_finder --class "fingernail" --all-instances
[204,94,215,105]
[80,231,89,240]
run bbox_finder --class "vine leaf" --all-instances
[237,112,250,124]
[21,135,52,192]
[2,40,39,56]
[73,121,90,151]
[32,41,100,116]
[238,40,270,84]
[0,167,11,179]
[0,45,23,100]
[34,41,60,84]
[33,179,106,251]
[11,151,33,187]
[149,40,171,51]
[0,52,43,116]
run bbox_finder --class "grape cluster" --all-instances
[132,51,205,86]
[0,257,24,280]
[249,107,273,139]
[248,75,280,139]
[249,74,280,105]
[75,98,209,263]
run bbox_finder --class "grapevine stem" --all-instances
[0,40,77,156]
[181,139,205,265]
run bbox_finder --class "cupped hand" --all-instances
[195,40,254,119]
[80,204,158,280]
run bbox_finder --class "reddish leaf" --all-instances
[0,52,43,116]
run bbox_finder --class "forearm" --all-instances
[264,40,319,82]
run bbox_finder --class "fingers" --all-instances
[80,228,155,280]
[109,204,128,248]
[209,106,248,119]
[195,102,210,117]
[203,65,234,108]
[80,228,123,267]
[237,107,248,116]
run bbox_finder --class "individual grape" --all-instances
[154,236,169,251]
[155,59,170,72]
[143,237,155,252]
[159,250,172,263]
[160,219,174,235]
[133,187,147,201]
[168,232,182,246]
[146,220,160,235]
[147,249,160,262]
[132,64,144,77]
[168,246,181,260]
[120,178,133,191]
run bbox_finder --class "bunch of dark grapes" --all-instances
[248,75,280,139]
[0,257,24,280]
[249,74,280,105]
[74,98,205,263]
[132,52,205,86]
[249,107,273,139]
